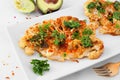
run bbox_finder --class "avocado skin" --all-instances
[36,0,63,14]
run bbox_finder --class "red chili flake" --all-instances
[11,71,15,76]
[16,66,19,69]
[14,16,16,19]
[25,17,28,19]
[5,76,10,79]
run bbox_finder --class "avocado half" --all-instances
[14,0,36,13]
[36,0,63,14]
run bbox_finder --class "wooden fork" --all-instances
[93,62,120,77]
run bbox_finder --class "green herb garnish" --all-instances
[51,30,66,45]
[87,2,96,9]
[115,24,120,28]
[96,6,105,13]
[54,38,60,45]
[114,1,120,10]
[113,11,120,20]
[39,26,47,40]
[82,28,93,35]
[64,20,80,29]
[72,31,80,39]
[63,52,67,57]
[43,23,50,30]
[81,36,93,48]
[30,59,50,75]
[87,1,105,13]
[29,34,42,42]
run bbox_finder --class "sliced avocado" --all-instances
[36,0,63,14]
[14,0,36,13]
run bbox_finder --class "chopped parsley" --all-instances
[81,36,93,48]
[72,31,80,39]
[87,2,96,9]
[82,28,93,35]
[38,26,47,40]
[96,6,105,13]
[63,52,67,57]
[30,59,50,75]
[115,24,120,28]
[29,34,42,42]
[29,23,50,42]
[113,11,120,20]
[114,1,120,10]
[51,30,66,45]
[87,1,105,13]
[64,20,80,29]
[43,23,50,30]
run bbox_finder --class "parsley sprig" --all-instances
[87,1,105,13]
[115,24,120,28]
[30,59,50,75]
[72,31,80,39]
[113,11,120,20]
[29,23,50,42]
[87,2,96,9]
[114,1,120,10]
[81,35,93,48]
[81,28,93,48]
[64,20,80,29]
[82,28,93,35]
[51,30,66,45]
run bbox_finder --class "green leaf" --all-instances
[114,1,120,10]
[115,24,120,28]
[51,30,59,37]
[82,28,93,35]
[59,33,66,40]
[54,38,60,45]
[63,52,67,57]
[64,20,80,29]
[51,30,65,45]
[96,6,105,13]
[81,36,93,48]
[30,59,50,75]
[39,26,47,40]
[87,2,96,9]
[72,31,80,39]
[44,23,50,30]
[113,11,120,20]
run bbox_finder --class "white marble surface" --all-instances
[0,0,120,80]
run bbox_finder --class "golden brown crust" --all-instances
[19,16,104,61]
[84,0,120,35]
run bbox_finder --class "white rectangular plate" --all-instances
[6,1,120,80]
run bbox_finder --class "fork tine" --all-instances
[94,68,111,77]
[95,70,109,73]
[98,74,110,77]
[95,70,111,75]
[93,67,106,71]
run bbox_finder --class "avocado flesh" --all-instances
[37,0,63,14]
[14,0,35,13]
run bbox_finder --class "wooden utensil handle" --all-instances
[116,62,120,66]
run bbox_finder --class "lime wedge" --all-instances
[14,0,35,13]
